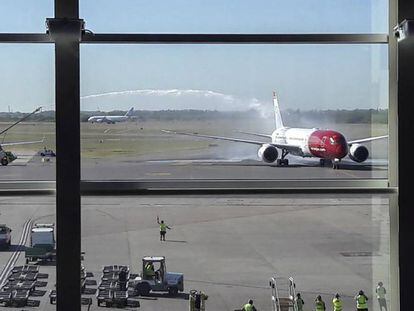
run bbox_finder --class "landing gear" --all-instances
[276,159,289,166]
[320,159,332,167]
[332,159,341,169]
[276,149,289,166]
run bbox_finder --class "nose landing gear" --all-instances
[332,158,341,169]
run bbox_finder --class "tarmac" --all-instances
[0,154,388,181]
[0,194,392,311]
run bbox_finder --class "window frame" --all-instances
[0,0,406,311]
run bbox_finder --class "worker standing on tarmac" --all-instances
[332,293,342,311]
[354,290,369,311]
[118,267,127,291]
[241,299,257,311]
[376,282,387,311]
[295,293,305,311]
[315,295,326,311]
[157,216,171,241]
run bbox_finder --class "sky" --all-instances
[0,1,389,113]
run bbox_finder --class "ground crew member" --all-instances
[376,282,387,311]
[295,292,304,311]
[118,266,128,291]
[242,299,257,311]
[143,262,155,279]
[157,216,171,241]
[315,295,326,311]
[354,290,368,311]
[189,289,208,311]
[332,293,342,311]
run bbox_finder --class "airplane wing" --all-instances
[238,131,272,139]
[348,135,388,145]
[161,129,302,153]
[2,137,45,147]
[162,129,264,145]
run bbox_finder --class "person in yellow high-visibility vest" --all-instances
[332,293,342,311]
[354,290,368,311]
[157,216,171,241]
[315,295,326,311]
[143,262,155,280]
[241,299,257,311]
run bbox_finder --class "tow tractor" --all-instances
[25,223,56,264]
[269,276,298,311]
[132,256,184,296]
[0,224,12,248]
[0,107,43,166]
[0,149,17,166]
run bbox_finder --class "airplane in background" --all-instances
[162,92,388,169]
[1,107,45,166]
[87,107,135,124]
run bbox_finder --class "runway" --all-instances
[0,154,388,181]
[0,194,391,310]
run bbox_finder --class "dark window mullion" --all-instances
[54,1,81,311]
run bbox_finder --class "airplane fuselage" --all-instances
[88,116,128,123]
[271,127,348,160]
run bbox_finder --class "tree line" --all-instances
[0,108,388,124]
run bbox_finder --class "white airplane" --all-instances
[162,92,388,169]
[88,107,135,124]
[1,107,45,166]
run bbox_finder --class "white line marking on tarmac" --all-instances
[145,172,171,176]
[10,151,37,166]
[0,219,33,287]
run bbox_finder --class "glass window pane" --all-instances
[81,0,388,34]
[0,195,56,310]
[81,44,388,181]
[0,1,53,33]
[81,194,394,310]
[0,44,55,181]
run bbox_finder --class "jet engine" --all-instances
[257,144,278,163]
[349,144,369,163]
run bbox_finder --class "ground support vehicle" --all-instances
[12,265,40,274]
[0,150,17,166]
[49,289,56,304]
[49,264,96,304]
[132,256,184,296]
[96,264,140,308]
[97,289,129,307]
[39,148,56,157]
[25,223,56,264]
[0,224,12,248]
[269,276,298,311]
[0,264,46,307]
[3,280,36,293]
[7,271,38,282]
[0,288,40,307]
[49,290,93,306]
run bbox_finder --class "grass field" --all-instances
[0,119,389,160]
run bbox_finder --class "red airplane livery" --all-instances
[163,92,387,169]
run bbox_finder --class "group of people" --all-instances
[241,282,387,311]
[155,217,388,311]
[293,282,387,311]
